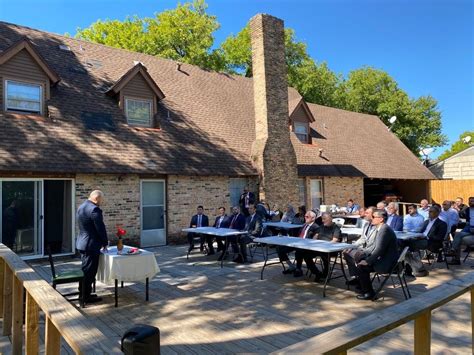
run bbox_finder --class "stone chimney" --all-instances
[249,14,299,208]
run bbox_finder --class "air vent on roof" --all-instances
[85,59,103,69]
[59,44,71,51]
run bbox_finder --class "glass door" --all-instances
[1,181,42,257]
[310,179,323,211]
[140,180,166,247]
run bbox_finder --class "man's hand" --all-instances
[102,245,108,253]
[357,259,368,266]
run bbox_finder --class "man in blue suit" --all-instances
[218,206,247,261]
[187,206,209,253]
[386,202,403,231]
[76,190,109,304]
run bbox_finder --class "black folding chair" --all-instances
[372,246,411,301]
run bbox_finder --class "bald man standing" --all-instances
[76,190,109,304]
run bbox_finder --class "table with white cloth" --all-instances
[394,231,427,241]
[254,236,356,297]
[98,246,160,307]
[262,221,303,232]
[182,227,248,267]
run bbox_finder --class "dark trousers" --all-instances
[238,235,254,260]
[355,264,375,294]
[277,246,295,263]
[305,251,337,276]
[187,233,205,248]
[344,249,365,277]
[79,250,100,299]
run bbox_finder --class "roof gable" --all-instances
[107,63,165,100]
[290,99,316,123]
[0,37,60,84]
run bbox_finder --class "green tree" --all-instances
[438,131,474,160]
[75,0,224,70]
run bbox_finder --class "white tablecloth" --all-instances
[263,222,303,230]
[182,227,247,236]
[395,231,426,240]
[254,236,356,253]
[341,227,364,236]
[97,246,160,285]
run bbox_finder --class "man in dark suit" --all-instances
[353,209,399,300]
[239,186,255,216]
[403,205,448,276]
[76,190,109,304]
[450,196,474,264]
[218,206,247,261]
[187,205,209,253]
[386,202,403,231]
[235,203,262,263]
[211,207,230,255]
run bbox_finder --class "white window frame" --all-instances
[124,96,152,127]
[294,122,309,143]
[4,79,43,115]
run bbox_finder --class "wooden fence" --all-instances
[0,244,121,354]
[429,179,474,204]
[274,273,474,354]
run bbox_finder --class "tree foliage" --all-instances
[75,0,446,155]
[437,131,474,161]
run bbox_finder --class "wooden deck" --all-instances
[25,246,473,354]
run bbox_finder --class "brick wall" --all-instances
[322,177,364,207]
[75,174,141,246]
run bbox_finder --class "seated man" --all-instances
[386,202,403,231]
[279,210,319,275]
[235,204,263,263]
[187,205,209,253]
[346,199,360,214]
[344,207,375,279]
[403,204,425,232]
[440,200,460,239]
[218,206,247,261]
[417,199,430,220]
[450,196,474,264]
[352,209,399,300]
[403,205,448,275]
[209,207,230,255]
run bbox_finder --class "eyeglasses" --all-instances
[304,215,312,218]
[373,215,383,219]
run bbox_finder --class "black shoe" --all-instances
[313,273,323,283]
[293,269,303,277]
[282,268,295,275]
[188,245,194,253]
[414,270,429,277]
[346,278,360,286]
[356,292,375,301]
[233,255,244,264]
[85,296,102,304]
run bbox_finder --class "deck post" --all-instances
[414,310,431,355]
[45,316,61,355]
[2,264,12,336]
[0,258,4,316]
[12,276,24,354]
[26,292,39,355]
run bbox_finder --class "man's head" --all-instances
[455,197,464,207]
[218,207,226,216]
[372,209,387,225]
[364,207,375,221]
[347,199,354,207]
[89,190,104,206]
[358,207,365,218]
[407,204,418,216]
[304,210,317,224]
[232,206,240,215]
[285,204,294,213]
[298,205,306,215]
[387,202,398,216]
[420,199,429,208]
[321,212,332,226]
[376,201,387,210]
[243,186,249,193]
[428,205,441,220]
[197,205,204,215]
[469,197,474,208]
[442,200,452,211]
[248,203,256,215]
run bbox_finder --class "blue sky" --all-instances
[1,0,472,157]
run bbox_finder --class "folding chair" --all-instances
[426,231,451,269]
[333,218,345,228]
[186,234,208,260]
[372,246,411,301]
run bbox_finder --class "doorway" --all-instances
[140,180,166,247]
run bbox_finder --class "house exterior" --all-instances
[429,146,474,180]
[0,15,434,258]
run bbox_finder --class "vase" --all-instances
[117,237,124,255]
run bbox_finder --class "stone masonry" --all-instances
[249,14,299,209]
[75,174,141,246]
[323,177,364,207]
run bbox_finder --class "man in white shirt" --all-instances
[417,199,430,220]
[403,204,425,232]
[440,200,460,238]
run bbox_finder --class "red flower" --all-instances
[116,227,127,238]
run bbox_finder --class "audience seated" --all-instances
[403,204,425,232]
[440,200,460,239]
[417,199,430,220]
[210,207,230,255]
[386,202,403,231]
[187,205,209,253]
[449,197,474,264]
[346,199,360,214]
[280,204,296,223]
[293,205,306,224]
[235,204,263,263]
[218,206,247,261]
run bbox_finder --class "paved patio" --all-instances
[21,245,474,354]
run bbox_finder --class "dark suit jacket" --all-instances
[246,214,263,237]
[387,214,403,231]
[297,223,319,239]
[239,191,255,209]
[228,213,246,230]
[76,200,108,253]
[189,214,209,228]
[421,218,448,246]
[364,224,399,274]
[213,215,230,228]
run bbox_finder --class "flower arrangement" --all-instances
[116,227,127,239]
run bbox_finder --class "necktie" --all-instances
[230,215,237,228]
[298,224,309,238]
[245,193,249,208]
[198,215,202,227]
[217,217,223,228]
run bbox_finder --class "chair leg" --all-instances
[372,274,391,300]
[402,274,411,299]
[397,273,408,300]
[80,280,85,308]
[463,250,470,263]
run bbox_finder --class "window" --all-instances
[229,178,248,207]
[294,122,309,143]
[5,80,42,114]
[298,178,306,206]
[310,179,323,210]
[125,98,152,126]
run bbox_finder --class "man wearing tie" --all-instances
[386,202,403,231]
[218,206,247,262]
[211,207,230,254]
[239,186,255,216]
[187,206,209,253]
[235,204,262,263]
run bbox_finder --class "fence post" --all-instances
[45,316,61,355]
[12,276,24,355]
[414,310,431,355]
[2,264,12,336]
[26,291,40,355]
[0,258,4,316]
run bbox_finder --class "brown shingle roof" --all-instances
[0,22,434,180]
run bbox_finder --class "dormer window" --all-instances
[294,122,309,143]
[5,80,42,114]
[125,97,152,127]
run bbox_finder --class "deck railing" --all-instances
[0,244,121,354]
[274,273,474,354]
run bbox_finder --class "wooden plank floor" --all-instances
[22,246,474,354]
